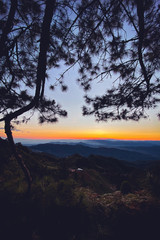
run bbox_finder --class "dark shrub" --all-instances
[120,181,131,194]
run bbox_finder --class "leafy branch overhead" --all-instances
[78,0,160,121]
[0,0,160,126]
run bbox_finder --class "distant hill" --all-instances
[83,139,160,148]
[29,143,160,163]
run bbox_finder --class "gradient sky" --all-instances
[0,11,160,141]
[0,64,160,141]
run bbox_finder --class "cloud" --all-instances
[13,129,21,132]
[0,127,21,132]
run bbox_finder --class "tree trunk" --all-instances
[5,119,32,195]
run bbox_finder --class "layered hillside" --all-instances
[0,138,160,240]
[29,142,160,162]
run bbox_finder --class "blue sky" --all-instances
[1,62,159,141]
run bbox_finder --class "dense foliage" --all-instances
[0,138,160,240]
[80,0,160,121]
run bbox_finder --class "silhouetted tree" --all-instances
[0,0,74,192]
[76,0,160,121]
[0,0,160,191]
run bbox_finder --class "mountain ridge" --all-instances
[29,142,160,163]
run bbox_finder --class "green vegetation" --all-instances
[0,138,160,240]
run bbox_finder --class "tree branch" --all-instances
[0,0,18,57]
[1,0,56,123]
[136,0,150,93]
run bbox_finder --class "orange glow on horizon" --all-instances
[0,128,160,141]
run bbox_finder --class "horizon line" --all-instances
[5,137,160,142]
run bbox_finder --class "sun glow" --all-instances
[0,126,160,141]
[0,109,160,141]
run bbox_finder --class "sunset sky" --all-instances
[0,65,160,141]
[0,6,160,142]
